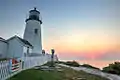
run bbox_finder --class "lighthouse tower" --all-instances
[24,8,42,54]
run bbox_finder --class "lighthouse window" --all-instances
[34,29,38,34]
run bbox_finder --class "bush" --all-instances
[64,61,80,67]
[55,61,66,64]
[81,64,100,70]
[102,62,120,75]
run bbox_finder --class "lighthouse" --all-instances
[24,8,42,54]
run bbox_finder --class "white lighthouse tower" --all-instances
[24,8,42,54]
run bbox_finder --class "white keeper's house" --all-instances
[0,8,58,60]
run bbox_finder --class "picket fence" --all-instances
[0,54,52,80]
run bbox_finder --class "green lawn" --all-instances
[8,66,109,80]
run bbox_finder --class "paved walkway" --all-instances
[59,64,120,80]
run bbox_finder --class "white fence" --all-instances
[0,60,10,80]
[0,54,52,80]
[23,55,51,69]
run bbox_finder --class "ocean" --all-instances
[62,60,120,69]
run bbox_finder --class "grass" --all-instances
[8,66,109,80]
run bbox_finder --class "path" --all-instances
[59,64,120,80]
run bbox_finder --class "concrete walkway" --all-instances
[59,64,120,80]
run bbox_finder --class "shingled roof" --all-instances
[17,37,33,47]
[7,35,33,48]
[0,37,7,43]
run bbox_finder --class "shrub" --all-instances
[102,62,120,75]
[64,61,80,67]
[81,64,100,70]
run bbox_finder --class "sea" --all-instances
[61,60,120,69]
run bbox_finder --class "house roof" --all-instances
[7,35,33,48]
[17,37,33,47]
[0,37,7,43]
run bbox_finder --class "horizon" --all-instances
[0,0,120,68]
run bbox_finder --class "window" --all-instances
[23,47,32,56]
[34,29,38,34]
[0,54,2,57]
[23,47,27,57]
[27,47,29,54]
[29,48,32,53]
[23,47,27,53]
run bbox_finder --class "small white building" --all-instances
[0,37,7,58]
[7,35,33,58]
[0,35,33,59]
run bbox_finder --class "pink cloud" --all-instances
[58,50,120,61]
[95,51,120,60]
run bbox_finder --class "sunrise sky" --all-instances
[0,0,120,68]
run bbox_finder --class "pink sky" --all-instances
[43,30,120,61]
[0,0,120,69]
[43,29,120,68]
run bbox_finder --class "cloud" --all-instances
[58,51,120,61]
[95,51,120,60]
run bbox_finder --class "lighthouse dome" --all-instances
[25,8,42,24]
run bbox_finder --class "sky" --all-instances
[0,0,120,68]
